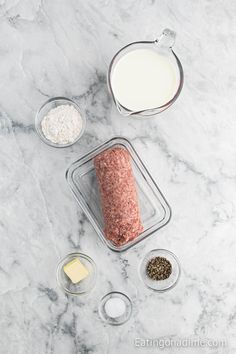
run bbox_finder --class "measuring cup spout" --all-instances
[115,100,132,116]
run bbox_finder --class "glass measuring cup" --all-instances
[108,29,184,117]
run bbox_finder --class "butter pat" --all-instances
[63,258,89,284]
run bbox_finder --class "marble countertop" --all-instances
[1,1,236,353]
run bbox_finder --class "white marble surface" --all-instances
[0,1,236,353]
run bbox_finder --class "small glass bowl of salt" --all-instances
[98,291,132,325]
[35,97,86,148]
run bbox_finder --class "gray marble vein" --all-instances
[0,0,236,353]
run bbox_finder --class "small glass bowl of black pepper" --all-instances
[140,249,181,292]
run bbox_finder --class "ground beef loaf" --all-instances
[94,147,143,247]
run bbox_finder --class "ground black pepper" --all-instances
[146,256,172,280]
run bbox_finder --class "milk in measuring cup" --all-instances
[110,48,179,112]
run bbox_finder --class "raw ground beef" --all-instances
[94,147,143,247]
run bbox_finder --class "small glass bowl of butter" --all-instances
[56,252,97,295]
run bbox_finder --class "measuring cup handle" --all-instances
[155,28,176,49]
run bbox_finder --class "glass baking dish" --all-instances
[66,137,171,252]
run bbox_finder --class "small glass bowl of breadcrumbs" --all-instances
[140,249,181,292]
[35,97,86,148]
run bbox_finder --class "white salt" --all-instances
[104,297,126,318]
